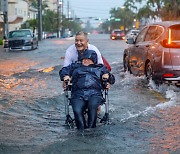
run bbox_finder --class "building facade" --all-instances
[0,0,38,37]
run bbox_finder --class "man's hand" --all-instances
[105,82,110,90]
[64,76,70,81]
[102,73,109,80]
[63,76,70,90]
[102,73,110,90]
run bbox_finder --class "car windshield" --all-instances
[132,30,139,35]
[8,30,31,38]
[114,31,123,34]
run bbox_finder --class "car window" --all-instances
[9,30,31,38]
[144,26,163,41]
[135,27,148,43]
[132,30,139,35]
[114,31,123,34]
[170,25,180,42]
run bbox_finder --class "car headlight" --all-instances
[24,39,33,45]
[24,39,32,43]
[3,40,8,48]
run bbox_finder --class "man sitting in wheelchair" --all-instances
[59,49,115,130]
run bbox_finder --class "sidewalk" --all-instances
[0,45,3,51]
[0,45,10,59]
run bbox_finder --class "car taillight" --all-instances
[168,29,172,44]
[163,73,174,77]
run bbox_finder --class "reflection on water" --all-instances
[149,106,180,153]
[0,58,38,76]
[0,61,179,153]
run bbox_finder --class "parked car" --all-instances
[123,21,180,86]
[125,29,139,41]
[4,29,38,51]
[46,33,56,39]
[110,29,125,40]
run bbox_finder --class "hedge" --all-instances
[0,38,3,45]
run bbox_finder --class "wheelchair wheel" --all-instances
[65,115,74,129]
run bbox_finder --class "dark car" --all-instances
[4,29,38,51]
[123,21,180,86]
[110,29,125,40]
[46,33,56,39]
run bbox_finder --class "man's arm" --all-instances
[63,50,72,67]
[59,64,73,89]
[63,45,78,67]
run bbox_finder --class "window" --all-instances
[15,8,17,15]
[9,30,31,38]
[170,25,180,41]
[136,27,148,43]
[144,26,163,41]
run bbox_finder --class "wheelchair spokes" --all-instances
[65,114,74,128]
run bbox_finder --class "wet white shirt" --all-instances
[63,44,103,67]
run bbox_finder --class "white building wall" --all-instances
[7,0,56,32]
[45,0,56,11]
[8,0,28,31]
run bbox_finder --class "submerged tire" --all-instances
[145,61,153,81]
[123,55,131,73]
[123,55,128,72]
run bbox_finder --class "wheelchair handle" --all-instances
[102,78,108,88]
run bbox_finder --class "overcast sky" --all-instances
[63,0,126,27]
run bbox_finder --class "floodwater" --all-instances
[0,35,179,154]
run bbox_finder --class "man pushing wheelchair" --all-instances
[59,50,115,130]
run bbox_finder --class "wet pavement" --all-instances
[0,35,180,154]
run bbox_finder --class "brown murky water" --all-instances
[0,35,179,154]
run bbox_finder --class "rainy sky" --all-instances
[69,0,125,19]
[63,0,125,27]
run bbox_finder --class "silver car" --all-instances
[125,29,139,41]
[123,21,180,86]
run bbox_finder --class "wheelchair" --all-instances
[63,80,110,129]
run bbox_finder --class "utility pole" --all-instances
[38,0,42,41]
[1,0,8,38]
[67,0,69,19]
[61,0,63,37]
[57,0,60,38]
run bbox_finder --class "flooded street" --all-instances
[0,34,179,154]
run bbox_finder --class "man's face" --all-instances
[75,34,88,52]
[82,58,94,66]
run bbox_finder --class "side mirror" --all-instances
[126,37,135,44]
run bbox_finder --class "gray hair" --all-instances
[75,31,88,38]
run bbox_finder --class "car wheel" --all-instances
[145,61,153,81]
[123,55,130,72]
[31,44,34,50]
[36,42,38,49]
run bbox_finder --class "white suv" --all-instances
[125,29,139,41]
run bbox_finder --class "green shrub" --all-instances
[0,38,3,45]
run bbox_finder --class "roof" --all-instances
[9,29,32,32]
[0,15,23,24]
[150,21,180,27]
